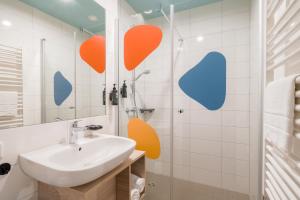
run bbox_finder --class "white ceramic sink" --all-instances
[19,135,136,187]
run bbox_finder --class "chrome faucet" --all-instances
[69,120,87,144]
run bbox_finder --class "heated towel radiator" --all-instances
[0,44,23,129]
[264,0,300,199]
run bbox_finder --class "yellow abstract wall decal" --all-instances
[128,118,161,159]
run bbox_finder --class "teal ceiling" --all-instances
[126,0,222,19]
[20,0,105,34]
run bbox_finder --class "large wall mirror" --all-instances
[0,0,106,129]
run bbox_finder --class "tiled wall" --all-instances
[119,0,252,195]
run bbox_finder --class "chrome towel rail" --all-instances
[0,44,23,129]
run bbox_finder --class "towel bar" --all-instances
[266,142,300,171]
[0,43,23,129]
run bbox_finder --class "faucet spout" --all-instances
[69,120,87,145]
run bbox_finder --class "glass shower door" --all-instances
[118,1,173,200]
[171,1,252,200]
[118,0,252,200]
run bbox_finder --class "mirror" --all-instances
[0,0,106,129]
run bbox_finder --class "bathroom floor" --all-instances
[146,172,250,200]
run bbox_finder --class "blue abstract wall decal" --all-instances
[179,51,226,110]
[54,71,72,106]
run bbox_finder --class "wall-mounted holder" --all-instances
[86,125,103,131]
[102,84,106,105]
[0,163,11,175]
[125,108,137,114]
[140,108,155,113]
[109,84,118,105]
[120,80,127,98]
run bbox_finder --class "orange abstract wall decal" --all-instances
[128,118,161,159]
[124,25,162,71]
[80,35,106,73]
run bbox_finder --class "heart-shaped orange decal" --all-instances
[80,35,106,73]
[124,25,162,71]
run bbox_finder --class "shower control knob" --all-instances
[178,109,184,114]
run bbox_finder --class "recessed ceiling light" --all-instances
[88,15,98,22]
[144,10,153,14]
[196,36,204,42]
[2,20,12,27]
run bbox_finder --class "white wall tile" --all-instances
[190,18,222,36]
[222,127,250,145]
[190,125,221,141]
[222,12,250,31]
[222,158,249,177]
[190,110,221,125]
[190,153,221,172]
[191,139,221,156]
[173,165,190,181]
[174,150,189,165]
[174,137,189,151]
[173,123,189,138]
[222,142,249,160]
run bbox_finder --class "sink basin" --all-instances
[19,135,136,187]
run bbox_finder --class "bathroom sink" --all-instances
[19,135,136,187]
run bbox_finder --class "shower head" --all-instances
[134,70,151,81]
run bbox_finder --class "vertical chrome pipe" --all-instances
[131,70,139,118]
[160,7,183,42]
[170,4,174,200]
[73,31,77,119]
[40,38,46,123]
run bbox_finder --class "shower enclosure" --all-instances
[118,0,260,200]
